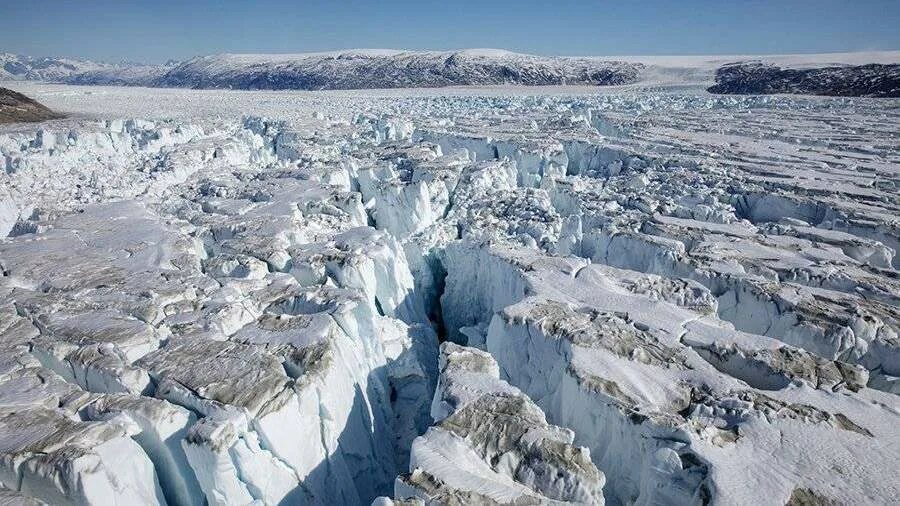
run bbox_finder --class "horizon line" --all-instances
[4,47,900,66]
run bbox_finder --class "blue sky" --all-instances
[3,0,899,63]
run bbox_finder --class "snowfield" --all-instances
[0,81,898,505]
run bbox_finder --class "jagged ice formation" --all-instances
[0,84,899,505]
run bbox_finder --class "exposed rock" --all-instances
[0,88,62,123]
[709,62,900,97]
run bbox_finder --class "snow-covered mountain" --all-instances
[1,53,101,81]
[2,49,644,90]
[1,52,171,87]
[63,63,175,87]
[708,61,900,97]
[157,49,644,90]
[4,49,900,95]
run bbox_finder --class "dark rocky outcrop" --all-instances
[709,62,900,97]
[0,88,63,123]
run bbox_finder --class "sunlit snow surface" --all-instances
[0,82,898,506]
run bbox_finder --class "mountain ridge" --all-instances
[2,49,899,95]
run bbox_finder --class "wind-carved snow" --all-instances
[0,85,899,505]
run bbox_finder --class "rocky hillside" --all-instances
[5,50,898,94]
[708,62,900,97]
[157,49,643,90]
[3,49,643,91]
[0,88,62,123]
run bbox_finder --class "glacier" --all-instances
[0,76,899,506]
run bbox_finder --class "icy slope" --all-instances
[444,241,896,504]
[387,342,605,504]
[0,117,436,505]
[1,85,899,505]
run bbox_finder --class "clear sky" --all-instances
[3,0,899,63]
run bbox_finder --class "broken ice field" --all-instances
[0,89,898,505]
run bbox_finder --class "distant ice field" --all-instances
[3,77,898,127]
[0,81,698,123]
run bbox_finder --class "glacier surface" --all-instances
[0,82,898,505]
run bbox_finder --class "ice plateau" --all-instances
[0,76,898,506]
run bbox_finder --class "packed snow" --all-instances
[0,79,898,506]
